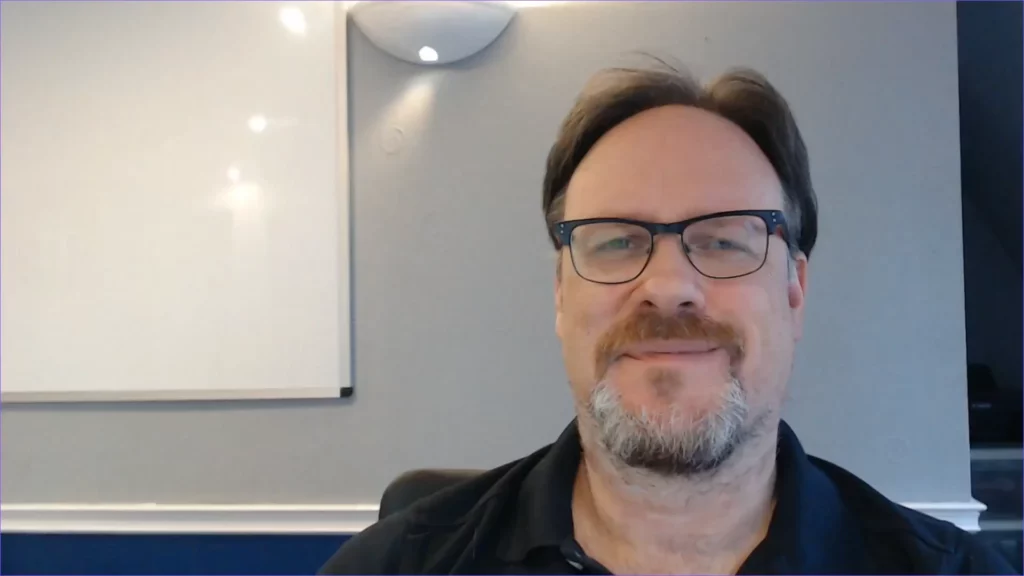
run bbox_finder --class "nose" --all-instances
[636,235,706,313]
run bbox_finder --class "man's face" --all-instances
[554,105,808,476]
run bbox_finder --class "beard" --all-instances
[586,371,753,477]
[584,308,757,477]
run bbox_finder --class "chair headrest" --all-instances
[379,468,484,520]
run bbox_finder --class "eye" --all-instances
[595,236,635,252]
[688,235,753,255]
[708,238,742,251]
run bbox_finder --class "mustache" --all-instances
[594,309,744,378]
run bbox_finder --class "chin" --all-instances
[586,376,754,477]
[608,367,733,417]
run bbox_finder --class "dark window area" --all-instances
[958,0,1022,448]
[958,1,1023,562]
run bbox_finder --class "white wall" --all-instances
[1,1,971,510]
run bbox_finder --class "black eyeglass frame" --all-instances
[551,209,791,284]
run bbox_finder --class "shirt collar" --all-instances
[740,420,855,573]
[496,419,855,572]
[496,420,581,561]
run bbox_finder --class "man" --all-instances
[320,65,1016,574]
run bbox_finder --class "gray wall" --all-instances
[1,1,971,506]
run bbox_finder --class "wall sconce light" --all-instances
[349,1,517,66]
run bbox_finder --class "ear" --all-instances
[788,253,809,340]
[555,253,565,339]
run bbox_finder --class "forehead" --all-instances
[563,105,784,222]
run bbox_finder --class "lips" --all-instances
[620,340,720,359]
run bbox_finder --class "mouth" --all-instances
[619,341,724,365]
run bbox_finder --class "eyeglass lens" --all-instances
[569,215,770,283]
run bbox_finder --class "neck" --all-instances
[572,419,779,574]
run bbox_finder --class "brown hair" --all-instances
[542,63,818,258]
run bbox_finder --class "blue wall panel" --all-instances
[0,534,351,575]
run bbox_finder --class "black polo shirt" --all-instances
[319,420,1017,574]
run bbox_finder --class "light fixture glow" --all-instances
[227,166,241,183]
[350,1,516,66]
[505,1,568,7]
[418,46,439,62]
[247,115,268,133]
[278,6,308,35]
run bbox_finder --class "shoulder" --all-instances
[318,453,546,575]
[811,456,1019,574]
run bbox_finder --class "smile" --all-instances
[619,340,725,365]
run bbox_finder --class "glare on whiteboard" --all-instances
[279,6,307,35]
[228,183,261,212]
[214,165,265,221]
[213,183,266,226]
[248,115,268,133]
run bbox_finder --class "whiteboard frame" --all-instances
[0,3,353,404]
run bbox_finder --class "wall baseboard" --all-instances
[0,504,379,535]
[0,500,987,534]
[901,500,987,532]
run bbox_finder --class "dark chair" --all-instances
[379,469,484,520]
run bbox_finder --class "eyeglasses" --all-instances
[551,210,789,285]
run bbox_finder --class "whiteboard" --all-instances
[0,1,351,402]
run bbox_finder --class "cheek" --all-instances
[562,299,606,358]
[559,282,626,377]
[715,287,771,356]
[728,282,796,402]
